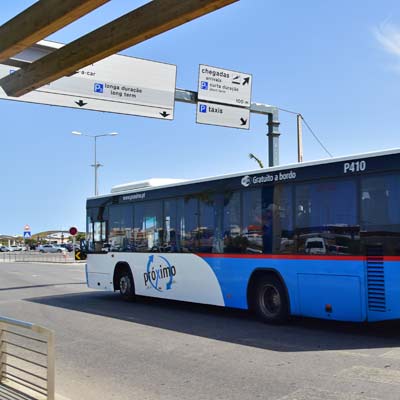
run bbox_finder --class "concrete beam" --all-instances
[0,0,111,63]
[0,0,239,97]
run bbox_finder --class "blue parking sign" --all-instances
[201,81,208,90]
[94,83,104,93]
[199,104,207,113]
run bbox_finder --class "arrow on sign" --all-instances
[240,118,248,126]
[232,75,241,85]
[160,111,170,118]
[75,250,87,261]
[75,100,87,107]
[242,77,250,85]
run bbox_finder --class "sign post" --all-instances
[23,224,31,241]
[69,226,78,263]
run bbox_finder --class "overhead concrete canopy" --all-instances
[0,0,239,97]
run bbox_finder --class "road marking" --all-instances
[339,366,400,385]
[277,387,378,400]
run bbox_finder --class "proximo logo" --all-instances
[143,255,176,292]
[241,175,251,187]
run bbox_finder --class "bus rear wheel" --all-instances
[252,275,288,323]
[119,270,135,301]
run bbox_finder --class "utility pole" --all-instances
[267,109,281,167]
[297,114,303,163]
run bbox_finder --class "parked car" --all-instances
[9,245,22,252]
[0,246,10,252]
[38,244,67,253]
[59,243,73,252]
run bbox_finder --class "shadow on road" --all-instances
[26,290,400,353]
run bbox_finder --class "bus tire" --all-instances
[118,268,135,301]
[252,275,289,324]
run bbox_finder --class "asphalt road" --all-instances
[2,262,400,400]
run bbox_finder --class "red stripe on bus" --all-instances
[382,256,400,262]
[195,254,400,262]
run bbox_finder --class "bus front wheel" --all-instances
[119,270,135,301]
[252,275,289,323]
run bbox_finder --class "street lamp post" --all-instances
[72,131,118,196]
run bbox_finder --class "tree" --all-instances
[75,232,86,241]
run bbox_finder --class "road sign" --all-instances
[75,249,87,261]
[0,40,177,120]
[198,64,252,108]
[196,102,250,130]
[69,227,78,236]
[24,224,30,231]
[23,231,31,238]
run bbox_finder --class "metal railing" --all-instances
[0,316,55,400]
[0,251,75,263]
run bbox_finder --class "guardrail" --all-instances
[0,316,55,400]
[0,251,76,263]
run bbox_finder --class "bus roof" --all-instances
[88,147,400,200]
[111,178,187,193]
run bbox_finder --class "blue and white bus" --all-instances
[85,149,400,323]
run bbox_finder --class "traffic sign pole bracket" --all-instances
[175,88,281,166]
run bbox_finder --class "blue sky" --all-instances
[1,0,400,235]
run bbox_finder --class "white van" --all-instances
[305,238,327,254]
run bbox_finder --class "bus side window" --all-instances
[272,185,294,254]
[294,179,358,255]
[198,193,217,253]
[178,197,198,253]
[164,199,180,252]
[93,221,104,252]
[109,205,133,252]
[133,201,162,252]
[223,191,242,253]
[242,189,263,254]
[361,173,400,255]
[87,207,107,253]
